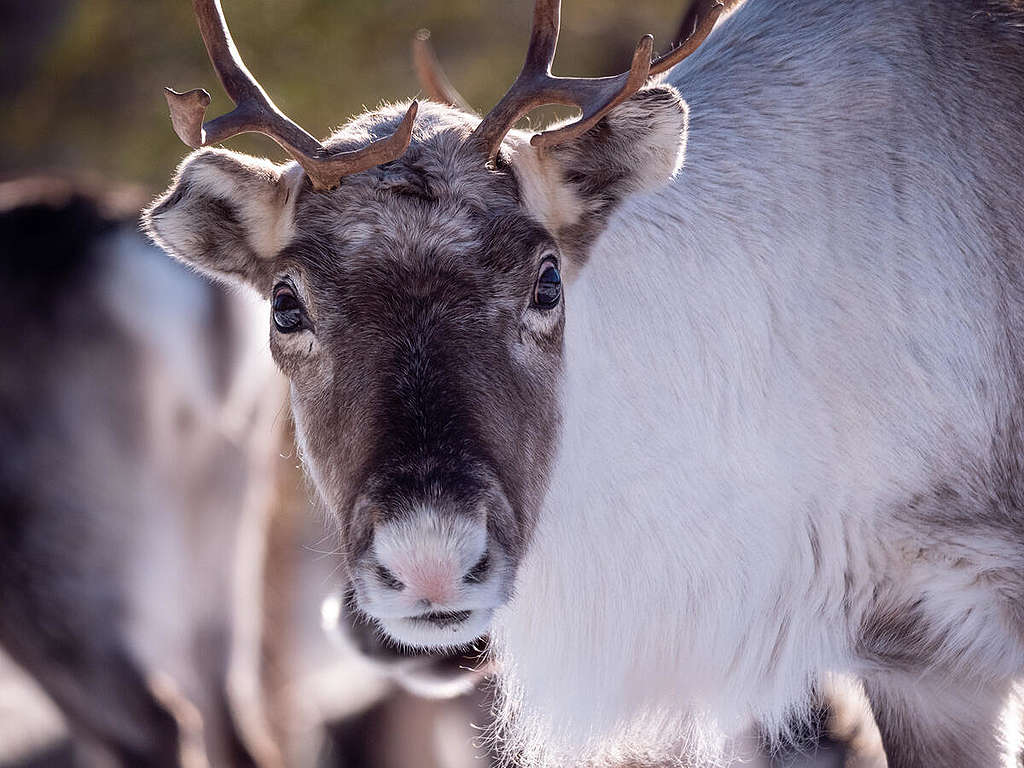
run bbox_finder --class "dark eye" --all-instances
[533,258,561,310]
[272,284,308,333]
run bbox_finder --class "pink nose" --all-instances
[396,559,459,605]
[370,512,492,607]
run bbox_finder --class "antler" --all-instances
[654,0,727,75]
[164,0,418,191]
[471,0,725,161]
[412,29,474,113]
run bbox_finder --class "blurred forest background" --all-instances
[1,0,694,191]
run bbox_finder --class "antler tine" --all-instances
[472,0,565,159]
[471,0,654,159]
[164,0,418,191]
[472,0,725,160]
[651,0,725,76]
[528,36,653,149]
[413,29,475,113]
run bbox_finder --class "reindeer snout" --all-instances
[351,499,512,650]
[323,588,491,699]
[374,515,488,603]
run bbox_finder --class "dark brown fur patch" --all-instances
[269,104,566,572]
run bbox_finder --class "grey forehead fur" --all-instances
[280,101,534,286]
[313,102,520,215]
[288,89,686,272]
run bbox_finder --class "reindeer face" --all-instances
[146,89,688,649]
[272,111,563,647]
[148,105,574,647]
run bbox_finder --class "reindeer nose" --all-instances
[374,559,458,605]
[351,484,514,649]
[374,550,491,603]
[370,512,491,606]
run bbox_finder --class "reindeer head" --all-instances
[144,0,722,649]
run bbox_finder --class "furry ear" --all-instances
[511,85,688,266]
[142,148,303,294]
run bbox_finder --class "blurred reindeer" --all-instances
[0,176,287,767]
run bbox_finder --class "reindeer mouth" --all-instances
[371,607,496,650]
[409,610,473,628]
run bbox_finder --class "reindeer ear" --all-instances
[142,148,303,294]
[513,85,688,265]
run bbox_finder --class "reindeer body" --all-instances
[494,2,1024,764]
[146,0,1024,765]
[0,179,286,767]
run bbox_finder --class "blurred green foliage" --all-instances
[1,0,693,191]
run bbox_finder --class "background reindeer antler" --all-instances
[412,29,475,113]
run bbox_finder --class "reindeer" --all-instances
[0,177,288,767]
[144,0,1024,766]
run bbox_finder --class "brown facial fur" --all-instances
[271,104,564,576]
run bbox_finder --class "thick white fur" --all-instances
[493,1,1024,765]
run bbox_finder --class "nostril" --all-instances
[463,550,490,584]
[375,564,405,590]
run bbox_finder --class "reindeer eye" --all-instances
[272,284,308,333]
[533,258,561,310]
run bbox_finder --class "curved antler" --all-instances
[412,29,474,113]
[652,0,726,76]
[164,0,418,191]
[470,0,725,160]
